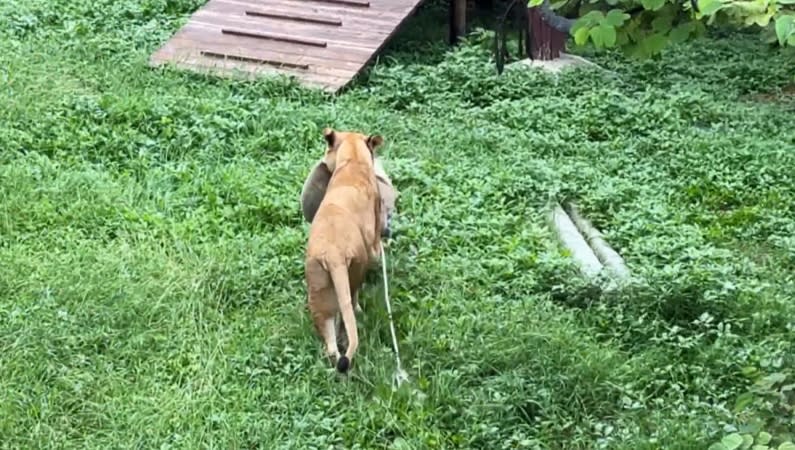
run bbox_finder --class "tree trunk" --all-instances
[527,6,567,60]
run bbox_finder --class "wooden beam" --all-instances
[449,0,466,44]
[522,2,532,59]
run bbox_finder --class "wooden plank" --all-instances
[201,2,400,36]
[178,22,374,63]
[200,51,310,70]
[297,0,371,8]
[153,34,363,76]
[212,0,414,23]
[243,10,343,26]
[152,42,350,87]
[289,0,418,13]
[162,58,343,91]
[153,50,345,86]
[190,10,393,48]
[220,28,328,48]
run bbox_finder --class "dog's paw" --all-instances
[325,349,341,367]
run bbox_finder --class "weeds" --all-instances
[1,0,795,448]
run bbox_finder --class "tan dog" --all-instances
[304,128,384,373]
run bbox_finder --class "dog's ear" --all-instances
[366,135,384,152]
[323,128,336,147]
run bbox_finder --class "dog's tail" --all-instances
[329,262,358,373]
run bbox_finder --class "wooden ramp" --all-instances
[149,0,425,93]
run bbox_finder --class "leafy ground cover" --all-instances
[2,0,795,448]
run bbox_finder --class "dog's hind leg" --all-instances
[349,263,367,315]
[309,291,341,366]
[322,315,340,361]
[314,309,340,364]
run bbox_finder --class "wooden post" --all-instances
[522,2,532,59]
[527,6,567,60]
[449,0,467,44]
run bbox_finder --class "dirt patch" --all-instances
[742,83,795,103]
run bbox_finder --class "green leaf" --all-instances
[605,9,631,26]
[742,366,760,377]
[669,22,693,43]
[751,446,770,450]
[528,0,545,7]
[778,0,795,4]
[590,26,605,47]
[764,372,787,385]
[652,15,674,32]
[642,0,666,10]
[758,433,772,445]
[389,438,412,450]
[574,26,591,45]
[739,423,763,435]
[722,433,744,450]
[734,392,755,412]
[734,0,774,27]
[642,32,668,54]
[616,29,630,45]
[742,434,754,449]
[775,15,795,46]
[579,10,606,27]
[778,443,795,450]
[710,444,729,450]
[698,0,728,15]
[746,13,773,27]
[580,10,603,18]
[590,23,617,47]
[734,0,769,14]
[603,25,618,46]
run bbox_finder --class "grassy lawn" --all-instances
[2,0,795,448]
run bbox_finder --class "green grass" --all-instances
[2,0,795,448]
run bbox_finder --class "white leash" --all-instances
[380,244,409,387]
